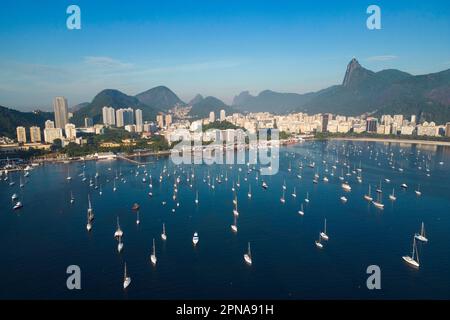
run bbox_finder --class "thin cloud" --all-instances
[366,55,398,62]
[84,56,133,68]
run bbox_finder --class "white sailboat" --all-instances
[192,232,199,245]
[389,188,397,201]
[13,201,23,210]
[195,191,199,204]
[87,195,94,221]
[66,168,72,181]
[415,222,428,242]
[340,196,348,203]
[113,180,117,192]
[364,184,373,201]
[123,263,131,289]
[231,215,238,233]
[247,184,252,198]
[341,182,351,192]
[161,223,167,241]
[402,237,420,268]
[372,192,384,209]
[315,234,323,249]
[280,189,285,203]
[114,217,123,238]
[233,195,239,216]
[70,191,75,204]
[136,211,140,225]
[320,218,329,240]
[117,236,124,253]
[298,203,304,216]
[244,242,252,265]
[305,192,310,203]
[415,184,422,196]
[292,187,297,198]
[150,238,157,265]
[262,181,268,189]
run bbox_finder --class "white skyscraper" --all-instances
[45,120,55,129]
[29,126,42,143]
[65,123,77,140]
[135,109,143,132]
[53,96,69,129]
[102,106,116,126]
[220,109,226,122]
[116,108,134,127]
[209,111,215,123]
[16,126,27,143]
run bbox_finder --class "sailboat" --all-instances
[123,263,131,289]
[298,203,304,216]
[262,181,268,189]
[364,185,373,201]
[280,189,285,203]
[231,215,238,233]
[236,175,240,188]
[114,217,123,238]
[150,238,157,265]
[117,236,124,253]
[161,223,167,241]
[192,232,199,245]
[402,237,420,268]
[87,195,94,221]
[113,180,117,192]
[70,191,75,204]
[247,184,252,198]
[136,211,140,225]
[86,212,92,232]
[292,187,297,198]
[376,179,382,193]
[66,168,72,181]
[19,175,24,188]
[244,242,252,265]
[282,179,287,190]
[415,222,428,242]
[305,192,310,203]
[13,201,23,210]
[372,192,384,209]
[320,219,329,240]
[341,182,351,192]
[315,234,323,249]
[415,185,422,196]
[195,191,199,204]
[233,195,239,216]
[389,188,397,201]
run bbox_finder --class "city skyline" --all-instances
[1,0,450,110]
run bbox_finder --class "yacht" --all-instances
[320,219,329,240]
[123,263,131,289]
[364,185,373,201]
[192,232,199,246]
[298,203,304,216]
[414,222,428,242]
[244,242,252,265]
[161,223,167,241]
[150,238,157,266]
[389,188,397,201]
[114,217,123,238]
[13,201,23,210]
[341,182,351,192]
[402,237,420,269]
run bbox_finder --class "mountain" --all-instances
[233,58,450,123]
[0,106,53,138]
[232,90,315,113]
[188,96,234,118]
[72,89,160,126]
[135,86,184,110]
[69,102,89,113]
[189,94,204,106]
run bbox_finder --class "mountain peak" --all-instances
[189,94,204,105]
[342,58,363,86]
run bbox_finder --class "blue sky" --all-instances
[0,0,449,110]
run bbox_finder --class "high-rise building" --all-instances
[156,115,164,129]
[209,111,215,123]
[446,122,450,137]
[45,120,55,129]
[65,123,77,140]
[366,118,378,133]
[84,117,93,128]
[135,109,143,132]
[102,106,116,126]
[53,96,69,129]
[411,115,417,125]
[116,108,134,127]
[165,114,172,128]
[16,126,27,143]
[29,126,42,143]
[322,114,330,132]
[220,109,226,122]
[44,128,63,143]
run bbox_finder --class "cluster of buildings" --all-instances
[4,95,450,154]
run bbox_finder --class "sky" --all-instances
[0,0,449,111]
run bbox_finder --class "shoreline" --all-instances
[317,136,450,146]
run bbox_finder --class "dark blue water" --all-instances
[1,140,449,299]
